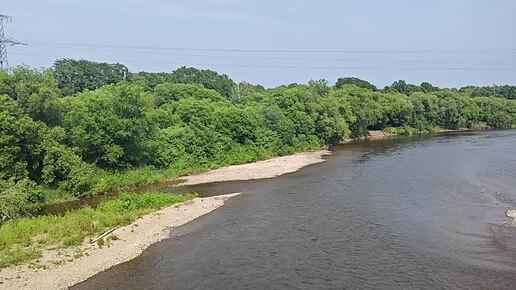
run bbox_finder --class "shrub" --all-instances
[0,179,35,221]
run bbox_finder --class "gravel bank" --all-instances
[0,149,331,289]
[0,193,241,290]
[178,148,331,186]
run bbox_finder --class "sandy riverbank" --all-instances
[0,193,240,290]
[366,130,397,139]
[178,148,331,186]
[0,149,332,289]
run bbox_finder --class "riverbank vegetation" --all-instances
[0,191,196,268]
[1,60,516,221]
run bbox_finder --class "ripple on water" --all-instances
[73,131,516,290]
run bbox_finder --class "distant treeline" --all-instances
[1,59,515,220]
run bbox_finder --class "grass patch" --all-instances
[0,191,196,268]
[38,144,316,206]
[384,126,423,135]
[0,248,41,268]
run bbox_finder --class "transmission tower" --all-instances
[0,14,26,69]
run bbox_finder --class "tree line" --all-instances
[1,59,515,220]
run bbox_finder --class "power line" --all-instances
[22,40,516,54]
[22,44,516,64]
[10,52,516,71]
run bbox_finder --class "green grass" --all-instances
[40,145,285,205]
[382,126,469,135]
[383,126,427,135]
[84,149,277,195]
[0,191,196,268]
[39,165,205,205]
[0,143,318,268]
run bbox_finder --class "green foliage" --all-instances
[53,59,129,95]
[384,80,422,94]
[154,83,224,106]
[130,71,173,90]
[0,179,35,221]
[335,77,377,91]
[333,86,383,137]
[59,82,156,168]
[460,84,516,100]
[0,191,196,267]
[1,66,61,125]
[86,166,173,195]
[0,63,515,223]
[308,79,330,97]
[169,66,235,98]
[384,126,418,135]
[0,94,46,181]
[40,139,96,194]
[0,248,41,268]
[231,81,265,103]
[420,82,439,93]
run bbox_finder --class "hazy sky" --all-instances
[3,0,516,88]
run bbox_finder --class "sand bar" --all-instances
[0,149,331,289]
[178,148,331,186]
[0,193,240,290]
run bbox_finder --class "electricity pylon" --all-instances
[0,14,26,69]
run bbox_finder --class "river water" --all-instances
[73,131,516,289]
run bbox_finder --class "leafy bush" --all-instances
[0,65,515,221]
[0,179,35,221]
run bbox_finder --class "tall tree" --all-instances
[335,77,377,91]
[385,80,421,95]
[53,59,129,95]
[169,66,235,98]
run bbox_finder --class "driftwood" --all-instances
[91,226,120,244]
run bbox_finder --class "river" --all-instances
[73,131,516,289]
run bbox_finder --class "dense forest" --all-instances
[1,59,516,221]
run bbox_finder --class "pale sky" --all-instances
[3,0,516,88]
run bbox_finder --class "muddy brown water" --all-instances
[73,131,516,289]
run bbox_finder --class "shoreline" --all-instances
[0,193,241,290]
[0,149,331,289]
[178,148,331,186]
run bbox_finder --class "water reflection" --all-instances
[73,130,516,289]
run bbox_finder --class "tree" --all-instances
[408,93,440,131]
[0,179,34,221]
[213,106,259,144]
[53,59,129,95]
[335,77,377,91]
[420,82,438,93]
[130,71,173,90]
[39,127,95,193]
[169,66,235,98]
[332,86,383,136]
[459,85,516,100]
[154,83,224,106]
[60,83,156,168]
[231,81,264,103]
[0,67,61,125]
[1,60,516,222]
[308,79,330,97]
[0,94,43,181]
[385,80,421,95]
[378,93,414,128]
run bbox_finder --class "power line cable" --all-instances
[24,44,516,64]
[22,41,516,54]
[10,52,516,71]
